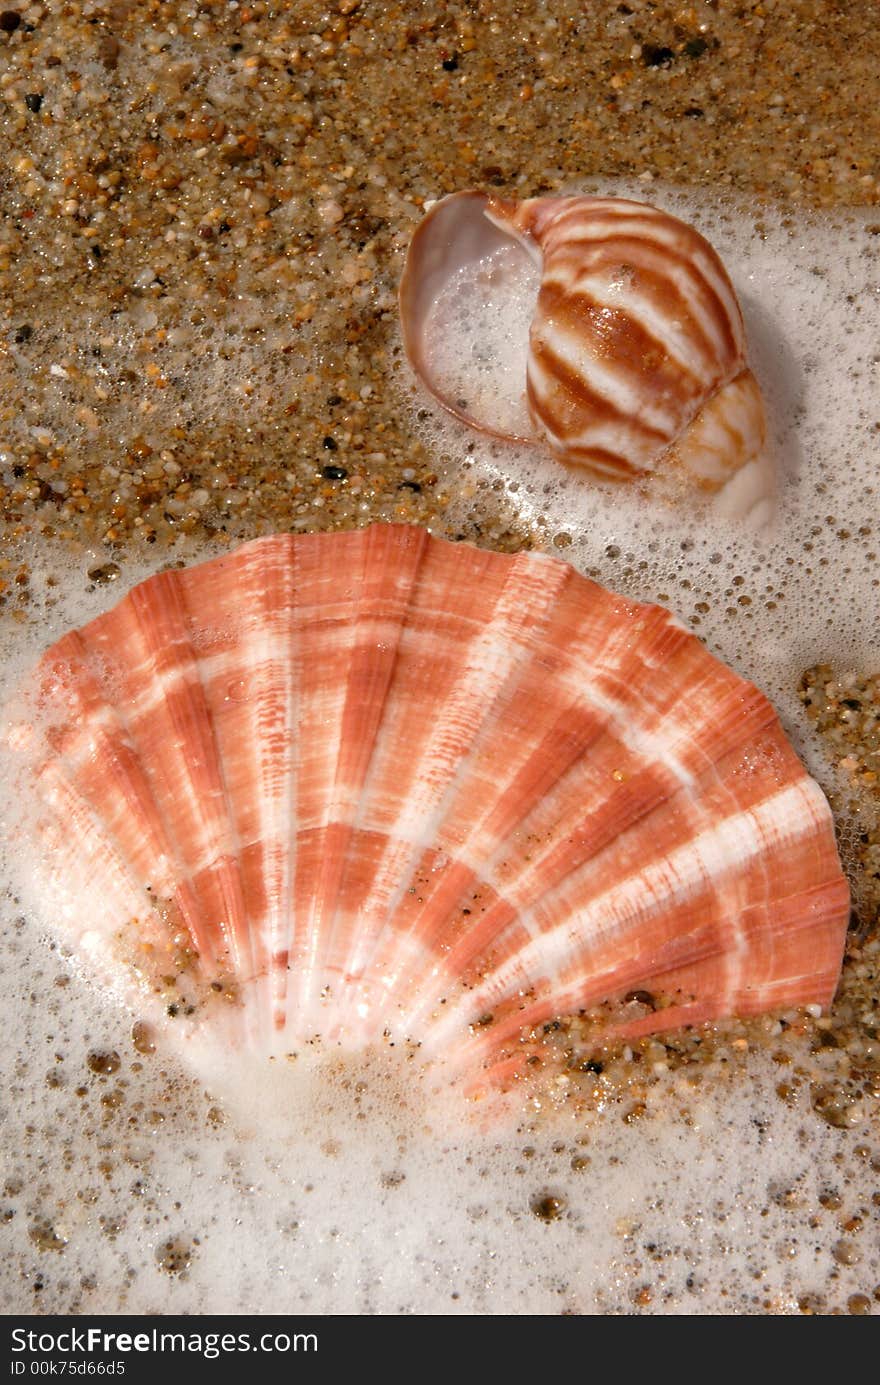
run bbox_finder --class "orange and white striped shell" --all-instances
[400,193,772,519]
[9,526,846,1089]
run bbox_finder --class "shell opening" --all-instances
[399,192,540,441]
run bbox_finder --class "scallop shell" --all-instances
[400,192,773,519]
[11,526,847,1086]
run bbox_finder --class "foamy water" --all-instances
[1,187,879,1315]
[416,241,540,439]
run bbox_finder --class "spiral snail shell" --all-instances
[400,192,772,519]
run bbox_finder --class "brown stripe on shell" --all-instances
[534,201,744,336]
[548,253,734,385]
[544,232,743,377]
[526,329,668,474]
[552,447,645,481]
[499,196,677,252]
[534,277,709,430]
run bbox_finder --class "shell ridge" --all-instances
[33,756,152,958]
[334,542,514,923]
[378,561,605,1026]
[329,547,543,1025]
[294,525,375,1029]
[339,546,575,1033]
[397,593,702,1029]
[537,212,745,357]
[171,553,263,1029]
[34,731,187,958]
[605,879,850,1036]
[178,534,299,1049]
[463,665,780,973]
[401,753,683,1038]
[304,525,433,1033]
[465,878,849,1081]
[391,572,638,1030]
[282,527,400,1032]
[27,612,253,1038]
[284,529,347,1040]
[285,528,373,1030]
[132,573,252,967]
[124,569,257,1041]
[253,535,300,1046]
[32,634,192,919]
[427,776,837,1056]
[57,616,235,981]
[312,525,444,1033]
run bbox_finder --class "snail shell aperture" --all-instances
[400,192,772,520]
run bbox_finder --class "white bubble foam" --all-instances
[417,244,540,438]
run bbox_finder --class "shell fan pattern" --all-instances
[10,526,848,1090]
[400,192,774,521]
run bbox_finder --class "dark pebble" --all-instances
[87,562,121,585]
[37,479,63,507]
[14,323,32,343]
[480,165,506,186]
[642,44,675,67]
[683,36,709,58]
[441,53,459,71]
[530,1193,566,1223]
[86,1050,121,1076]
[625,989,656,1009]
[399,480,422,492]
[24,92,42,112]
[0,11,21,33]
[322,435,338,450]
[98,35,120,69]
[321,464,348,481]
